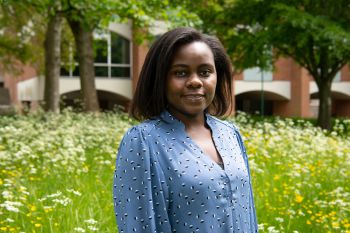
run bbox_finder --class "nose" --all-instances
[186,73,203,89]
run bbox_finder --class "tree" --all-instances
[63,0,201,112]
[43,2,63,113]
[192,0,350,129]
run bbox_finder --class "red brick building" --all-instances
[1,22,350,117]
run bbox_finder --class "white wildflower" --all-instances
[87,226,98,231]
[2,190,13,199]
[275,217,284,223]
[0,201,23,212]
[267,226,280,233]
[52,197,71,206]
[67,189,82,196]
[84,219,97,225]
[258,223,265,231]
[74,227,86,232]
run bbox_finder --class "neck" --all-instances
[168,110,206,130]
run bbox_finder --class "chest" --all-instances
[151,129,250,197]
[187,128,222,164]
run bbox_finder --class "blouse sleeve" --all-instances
[233,126,259,232]
[113,127,172,233]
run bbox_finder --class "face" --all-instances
[166,41,217,120]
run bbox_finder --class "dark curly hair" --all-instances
[130,27,233,120]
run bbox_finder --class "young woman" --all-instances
[113,27,258,233]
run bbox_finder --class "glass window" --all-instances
[60,67,70,76]
[333,72,341,82]
[243,67,273,81]
[72,66,80,77]
[111,32,130,64]
[94,38,108,63]
[60,30,131,79]
[111,67,130,78]
[95,66,108,77]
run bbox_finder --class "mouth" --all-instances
[182,94,205,101]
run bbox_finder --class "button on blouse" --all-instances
[113,111,258,232]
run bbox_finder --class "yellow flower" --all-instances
[30,205,37,212]
[329,211,336,216]
[34,223,41,228]
[306,220,311,225]
[308,164,315,172]
[295,194,304,203]
[332,222,340,228]
[44,208,53,213]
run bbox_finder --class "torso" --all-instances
[114,111,258,233]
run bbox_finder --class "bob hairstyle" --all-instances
[130,27,233,120]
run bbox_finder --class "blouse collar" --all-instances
[159,110,215,130]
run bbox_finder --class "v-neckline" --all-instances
[159,110,226,171]
[184,116,226,171]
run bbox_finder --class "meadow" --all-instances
[0,110,349,232]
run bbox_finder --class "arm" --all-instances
[234,126,259,232]
[113,127,171,233]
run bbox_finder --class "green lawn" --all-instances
[0,110,349,232]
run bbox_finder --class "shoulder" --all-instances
[122,118,162,141]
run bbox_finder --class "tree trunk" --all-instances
[67,19,100,112]
[43,12,62,113]
[316,80,332,130]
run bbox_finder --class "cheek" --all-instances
[165,78,179,102]
[208,77,218,94]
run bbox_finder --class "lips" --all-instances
[182,93,205,101]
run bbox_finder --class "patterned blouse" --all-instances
[113,111,258,233]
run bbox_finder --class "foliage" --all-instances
[0,111,349,232]
[61,0,201,44]
[191,0,350,129]
[193,0,350,71]
[0,0,45,72]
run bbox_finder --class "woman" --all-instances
[113,27,258,233]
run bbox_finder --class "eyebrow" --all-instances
[170,63,215,69]
[170,64,187,68]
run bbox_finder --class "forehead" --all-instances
[171,41,214,64]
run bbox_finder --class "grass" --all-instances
[0,110,349,232]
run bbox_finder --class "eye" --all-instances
[199,69,212,77]
[174,70,187,77]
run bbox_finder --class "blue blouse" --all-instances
[113,111,258,233]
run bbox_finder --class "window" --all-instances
[61,30,131,79]
[243,67,273,81]
[333,71,341,82]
